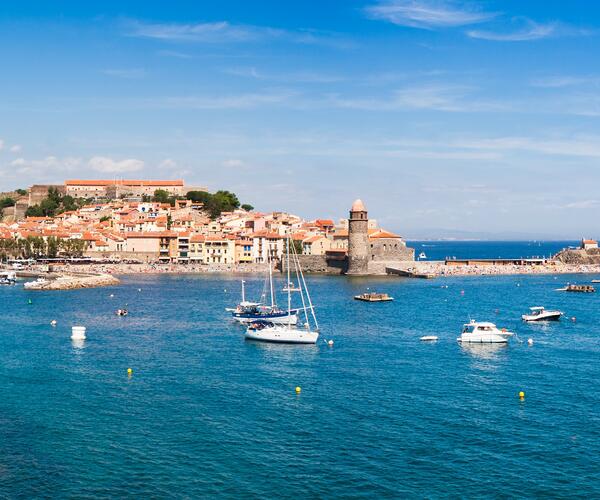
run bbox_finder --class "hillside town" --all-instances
[0,179,411,269]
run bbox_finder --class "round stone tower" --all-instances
[346,199,369,275]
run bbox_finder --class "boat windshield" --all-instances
[462,325,475,333]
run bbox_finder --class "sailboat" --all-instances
[245,235,319,344]
[228,256,299,325]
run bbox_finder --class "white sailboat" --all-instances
[228,256,299,325]
[245,235,319,344]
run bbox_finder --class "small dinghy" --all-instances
[116,308,128,316]
[420,336,438,341]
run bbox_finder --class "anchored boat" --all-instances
[522,306,563,322]
[457,320,514,344]
[245,235,319,344]
[354,292,394,302]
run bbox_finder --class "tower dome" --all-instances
[351,199,366,212]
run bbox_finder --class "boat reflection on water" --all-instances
[71,339,86,350]
[459,342,508,360]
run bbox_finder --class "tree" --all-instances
[0,197,15,208]
[241,203,254,211]
[186,191,211,204]
[25,205,44,217]
[99,215,111,223]
[152,189,170,204]
[15,189,27,196]
[47,236,59,258]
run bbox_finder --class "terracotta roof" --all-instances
[65,179,184,187]
[122,231,178,239]
[369,229,401,239]
[582,239,597,244]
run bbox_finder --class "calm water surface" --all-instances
[1,271,599,498]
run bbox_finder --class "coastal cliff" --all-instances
[553,248,600,265]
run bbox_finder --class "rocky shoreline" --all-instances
[22,273,120,290]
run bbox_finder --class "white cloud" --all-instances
[126,20,352,48]
[562,200,600,209]
[8,156,81,174]
[467,20,557,41]
[9,144,22,153]
[365,0,495,29]
[0,139,4,150]
[88,156,144,173]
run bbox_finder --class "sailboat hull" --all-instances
[233,311,298,325]
[245,326,319,344]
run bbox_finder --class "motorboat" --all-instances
[245,236,320,344]
[457,320,514,343]
[0,271,16,285]
[521,306,562,322]
[116,308,128,316]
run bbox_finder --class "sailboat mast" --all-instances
[286,235,291,327]
[241,280,246,303]
[268,251,275,308]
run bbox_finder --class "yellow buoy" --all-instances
[295,386,301,394]
[127,368,133,376]
[519,391,525,399]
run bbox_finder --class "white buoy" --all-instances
[527,338,534,345]
[71,326,86,340]
[138,288,142,292]
[328,339,334,346]
[420,335,438,342]
[50,320,57,327]
[110,294,114,298]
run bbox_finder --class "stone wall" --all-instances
[370,239,415,261]
[279,254,347,274]
[29,185,64,205]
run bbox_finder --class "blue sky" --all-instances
[1,0,600,238]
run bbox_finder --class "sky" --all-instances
[1,0,600,238]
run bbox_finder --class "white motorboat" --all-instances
[0,271,16,285]
[521,306,563,322]
[245,236,319,344]
[457,320,514,344]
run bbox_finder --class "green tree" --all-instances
[0,197,15,208]
[25,205,44,217]
[241,203,254,211]
[152,189,170,204]
[47,236,59,258]
[186,191,212,204]
[15,189,27,196]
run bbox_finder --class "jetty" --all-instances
[386,266,437,279]
[21,272,119,290]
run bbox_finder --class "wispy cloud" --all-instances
[467,19,557,41]
[152,91,296,110]
[157,49,193,59]
[332,84,506,112]
[102,68,146,79]
[224,66,345,83]
[562,199,600,209]
[454,136,600,157]
[365,0,495,29]
[9,144,21,153]
[126,20,352,48]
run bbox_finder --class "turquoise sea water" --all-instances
[1,270,600,497]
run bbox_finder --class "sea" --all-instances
[1,241,599,498]
[409,240,579,261]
